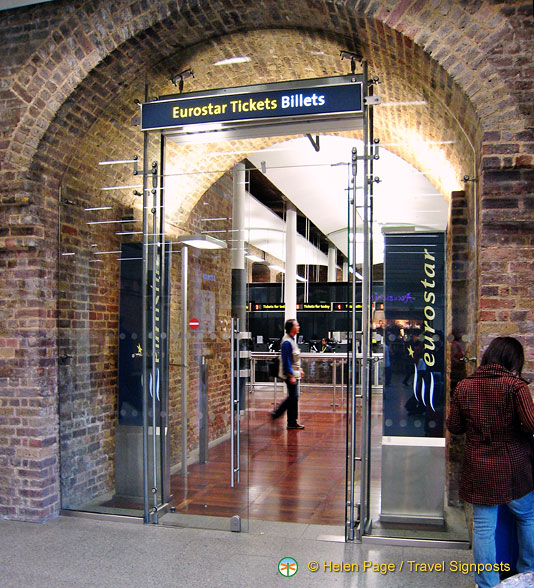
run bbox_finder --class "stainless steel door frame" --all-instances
[346,59,374,541]
[141,127,166,524]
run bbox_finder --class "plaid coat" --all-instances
[447,364,534,505]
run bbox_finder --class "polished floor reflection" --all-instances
[68,378,468,543]
[169,385,374,525]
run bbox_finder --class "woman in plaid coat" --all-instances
[447,337,534,588]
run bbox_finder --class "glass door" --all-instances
[153,137,250,531]
[351,92,470,546]
[345,62,374,541]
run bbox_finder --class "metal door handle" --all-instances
[230,318,241,487]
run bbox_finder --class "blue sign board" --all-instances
[140,76,363,132]
[383,233,446,438]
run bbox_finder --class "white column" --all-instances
[284,204,297,322]
[328,245,337,282]
[232,163,247,409]
[232,163,246,271]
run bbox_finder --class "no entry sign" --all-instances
[189,318,200,330]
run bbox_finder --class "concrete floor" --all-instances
[0,515,477,588]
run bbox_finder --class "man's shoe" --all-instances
[287,423,305,429]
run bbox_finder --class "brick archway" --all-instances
[3,1,531,183]
[0,0,532,522]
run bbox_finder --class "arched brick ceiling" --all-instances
[58,26,477,227]
[6,0,529,200]
[150,28,473,195]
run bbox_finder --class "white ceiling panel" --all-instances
[248,135,449,264]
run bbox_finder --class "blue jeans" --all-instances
[473,491,534,588]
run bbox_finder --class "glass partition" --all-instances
[57,72,472,545]
[154,137,257,530]
[58,80,152,515]
[363,91,473,543]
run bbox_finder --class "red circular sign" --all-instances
[189,318,200,330]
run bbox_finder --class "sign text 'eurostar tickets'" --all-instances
[140,77,363,132]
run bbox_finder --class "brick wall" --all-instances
[0,0,532,521]
[58,199,122,508]
[479,136,534,381]
[446,189,469,507]
[167,173,233,466]
[56,150,234,507]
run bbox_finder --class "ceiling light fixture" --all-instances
[348,267,364,281]
[170,68,194,93]
[245,253,264,262]
[213,56,251,66]
[177,234,227,250]
[268,264,285,273]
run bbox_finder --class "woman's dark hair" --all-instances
[285,319,296,334]
[480,336,524,376]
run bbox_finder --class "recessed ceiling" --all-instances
[247,135,449,265]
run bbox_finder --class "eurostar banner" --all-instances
[140,75,363,132]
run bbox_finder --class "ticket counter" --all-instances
[249,351,383,409]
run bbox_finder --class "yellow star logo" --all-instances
[407,345,414,358]
[137,344,142,354]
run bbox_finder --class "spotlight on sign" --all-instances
[340,50,363,74]
[170,68,194,93]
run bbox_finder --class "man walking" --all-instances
[272,318,305,429]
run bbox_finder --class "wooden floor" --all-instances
[170,386,376,525]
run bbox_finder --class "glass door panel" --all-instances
[58,78,154,516]
[363,95,471,545]
[245,136,352,529]
[156,137,251,531]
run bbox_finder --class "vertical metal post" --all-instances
[150,163,159,522]
[235,318,241,484]
[181,246,188,476]
[159,134,170,503]
[359,59,372,538]
[141,84,150,524]
[348,145,358,541]
[230,318,235,487]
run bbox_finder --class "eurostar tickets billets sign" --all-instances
[140,75,363,132]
